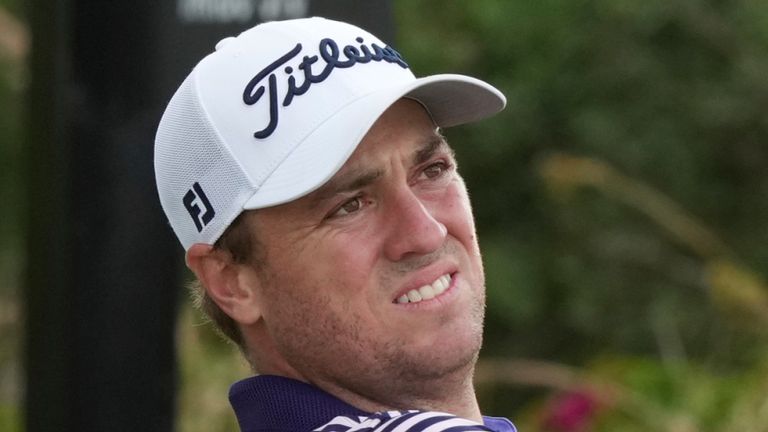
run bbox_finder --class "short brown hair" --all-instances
[188,211,261,352]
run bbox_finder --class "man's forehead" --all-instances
[348,124,446,165]
[327,130,447,184]
[301,128,451,206]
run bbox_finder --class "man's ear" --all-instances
[185,243,262,325]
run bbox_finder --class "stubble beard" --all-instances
[258,241,487,412]
[309,276,486,411]
[338,241,487,407]
[369,294,486,408]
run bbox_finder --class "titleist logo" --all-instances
[242,36,409,139]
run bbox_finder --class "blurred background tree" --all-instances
[1,0,766,431]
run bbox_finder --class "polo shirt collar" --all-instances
[229,375,369,432]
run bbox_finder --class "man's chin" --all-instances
[397,333,483,382]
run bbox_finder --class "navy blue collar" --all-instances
[229,375,369,432]
[229,375,516,432]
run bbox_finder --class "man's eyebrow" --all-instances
[307,168,384,207]
[306,132,451,209]
[413,132,454,166]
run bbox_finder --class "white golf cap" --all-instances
[155,17,506,250]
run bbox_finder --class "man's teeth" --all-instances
[396,274,451,304]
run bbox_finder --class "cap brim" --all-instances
[243,73,506,209]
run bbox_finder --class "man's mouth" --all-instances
[394,273,452,304]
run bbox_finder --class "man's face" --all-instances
[247,99,486,405]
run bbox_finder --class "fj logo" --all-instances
[183,182,215,232]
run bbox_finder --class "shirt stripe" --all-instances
[314,411,496,432]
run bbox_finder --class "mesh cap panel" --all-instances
[155,73,253,249]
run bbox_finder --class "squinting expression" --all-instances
[249,98,486,407]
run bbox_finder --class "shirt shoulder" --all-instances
[313,410,516,432]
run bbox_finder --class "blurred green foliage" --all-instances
[395,0,768,428]
[0,0,24,276]
[0,0,25,431]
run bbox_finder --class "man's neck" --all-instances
[306,363,482,421]
[246,323,483,420]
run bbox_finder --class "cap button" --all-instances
[215,37,236,51]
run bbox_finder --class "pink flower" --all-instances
[542,390,598,432]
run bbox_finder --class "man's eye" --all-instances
[422,162,449,179]
[333,196,363,217]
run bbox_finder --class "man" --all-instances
[155,17,514,432]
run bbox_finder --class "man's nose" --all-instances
[383,188,448,262]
